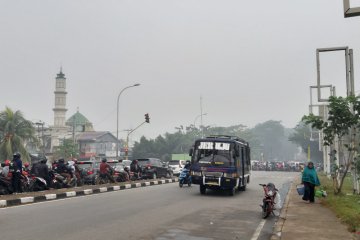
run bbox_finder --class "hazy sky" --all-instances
[1,1,360,142]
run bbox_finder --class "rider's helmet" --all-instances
[102,158,107,163]
[186,160,190,164]
[13,152,21,159]
[40,158,47,164]
[24,162,30,168]
[58,158,65,163]
[4,159,10,166]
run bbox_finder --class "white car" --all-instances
[168,160,186,176]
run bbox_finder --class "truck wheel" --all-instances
[229,187,236,196]
[200,185,206,195]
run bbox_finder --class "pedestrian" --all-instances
[12,152,23,193]
[302,161,320,203]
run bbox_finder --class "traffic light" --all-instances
[145,113,150,123]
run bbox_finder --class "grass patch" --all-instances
[318,174,360,232]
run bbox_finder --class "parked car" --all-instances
[136,158,173,179]
[168,160,186,176]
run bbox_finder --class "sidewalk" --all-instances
[271,180,358,240]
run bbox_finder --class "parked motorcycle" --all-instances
[259,183,278,219]
[0,175,13,195]
[29,175,48,191]
[179,169,191,188]
[48,170,67,189]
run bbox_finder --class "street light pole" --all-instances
[193,113,207,139]
[193,113,207,129]
[116,83,140,159]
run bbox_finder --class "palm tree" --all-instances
[0,107,36,163]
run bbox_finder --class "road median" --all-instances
[0,178,177,208]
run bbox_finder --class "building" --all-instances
[50,68,71,152]
[29,69,121,161]
[76,131,121,161]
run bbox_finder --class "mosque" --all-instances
[34,69,121,161]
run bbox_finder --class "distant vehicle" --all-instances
[136,158,173,179]
[189,135,251,196]
[168,160,186,176]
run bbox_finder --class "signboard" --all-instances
[198,142,230,151]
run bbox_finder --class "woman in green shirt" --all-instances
[302,161,320,203]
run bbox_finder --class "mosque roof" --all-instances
[66,110,91,126]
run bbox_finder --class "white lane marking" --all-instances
[135,183,141,188]
[99,187,108,192]
[144,182,150,186]
[125,184,131,189]
[113,186,120,191]
[250,219,266,240]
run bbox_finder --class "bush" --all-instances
[319,175,360,232]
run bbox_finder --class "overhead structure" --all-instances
[343,0,360,18]
[316,47,355,101]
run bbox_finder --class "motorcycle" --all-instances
[29,175,48,191]
[179,168,191,188]
[0,175,13,195]
[95,168,115,184]
[49,170,67,189]
[259,183,278,219]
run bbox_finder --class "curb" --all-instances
[271,180,294,240]
[0,178,178,208]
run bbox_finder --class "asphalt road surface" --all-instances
[0,171,298,240]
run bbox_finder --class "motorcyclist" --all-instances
[36,158,50,187]
[72,159,82,186]
[56,158,71,184]
[12,152,23,193]
[130,159,141,179]
[183,160,191,179]
[1,160,11,178]
[23,162,31,174]
[123,166,131,181]
[184,160,191,170]
[99,158,115,183]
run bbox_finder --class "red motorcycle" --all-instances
[259,183,278,219]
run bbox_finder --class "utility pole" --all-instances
[124,114,150,160]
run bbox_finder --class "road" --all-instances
[0,171,298,240]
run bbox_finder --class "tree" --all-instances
[0,107,36,163]
[131,122,298,162]
[252,120,297,161]
[302,95,360,194]
[53,139,79,160]
[289,122,323,164]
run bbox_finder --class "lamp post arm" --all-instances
[125,121,147,160]
[116,84,140,159]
